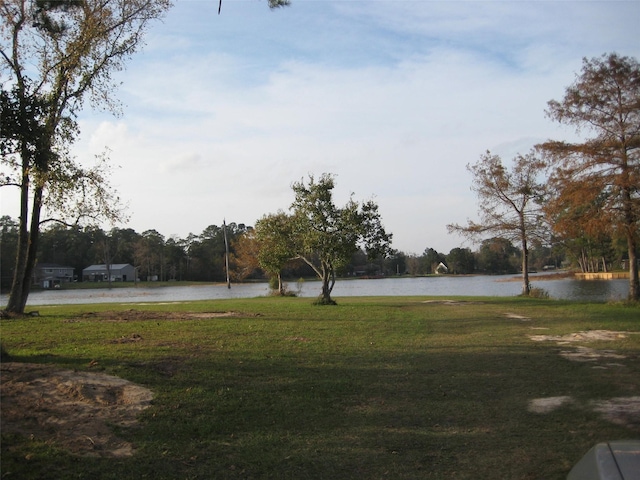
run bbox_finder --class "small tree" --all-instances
[290,174,392,304]
[255,212,297,295]
[539,53,640,301]
[448,151,548,295]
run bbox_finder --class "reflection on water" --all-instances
[0,274,630,306]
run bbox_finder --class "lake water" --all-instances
[0,273,631,306]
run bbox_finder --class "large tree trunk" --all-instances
[6,184,44,314]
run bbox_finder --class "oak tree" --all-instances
[289,173,393,304]
[539,53,640,300]
[448,151,548,295]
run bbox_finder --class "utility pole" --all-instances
[223,219,231,289]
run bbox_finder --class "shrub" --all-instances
[528,286,550,299]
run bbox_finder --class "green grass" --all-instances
[2,296,639,479]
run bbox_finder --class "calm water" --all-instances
[0,273,630,306]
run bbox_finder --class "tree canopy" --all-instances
[1,0,171,313]
[539,53,640,300]
[258,174,393,304]
[448,150,548,295]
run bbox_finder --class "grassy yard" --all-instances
[1,296,639,479]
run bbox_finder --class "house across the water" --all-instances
[82,264,136,282]
[33,263,75,288]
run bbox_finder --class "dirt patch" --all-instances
[73,310,256,322]
[528,396,574,413]
[559,346,627,362]
[529,330,633,363]
[1,362,153,457]
[421,300,484,306]
[529,330,631,343]
[592,397,640,430]
[528,395,640,430]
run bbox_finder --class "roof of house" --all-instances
[37,263,74,270]
[83,264,133,271]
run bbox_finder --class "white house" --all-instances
[82,264,136,282]
[435,262,449,274]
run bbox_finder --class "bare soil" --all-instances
[1,362,153,457]
[527,329,640,430]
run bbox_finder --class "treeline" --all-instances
[3,214,624,289]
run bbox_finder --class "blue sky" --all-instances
[3,0,640,254]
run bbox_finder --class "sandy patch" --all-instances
[505,313,531,321]
[528,396,640,431]
[421,300,484,306]
[1,362,153,457]
[529,330,632,363]
[528,396,574,413]
[559,346,627,362]
[529,330,630,343]
[592,397,640,430]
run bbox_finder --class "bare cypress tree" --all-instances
[448,151,548,296]
[540,53,640,301]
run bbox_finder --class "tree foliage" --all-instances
[1,0,171,313]
[287,174,392,304]
[447,150,548,294]
[255,212,298,295]
[539,53,640,300]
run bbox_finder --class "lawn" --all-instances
[1,296,639,479]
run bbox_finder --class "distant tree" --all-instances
[422,248,445,274]
[1,0,170,313]
[446,247,475,274]
[164,236,187,281]
[560,233,617,274]
[255,212,297,295]
[385,250,407,276]
[476,237,520,274]
[190,225,227,282]
[405,254,423,276]
[289,173,393,304]
[539,53,640,300]
[135,230,165,281]
[230,229,261,282]
[448,151,548,295]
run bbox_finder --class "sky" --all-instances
[2,0,640,255]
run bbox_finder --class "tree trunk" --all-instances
[277,272,284,296]
[521,235,530,296]
[6,184,44,314]
[318,261,336,305]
